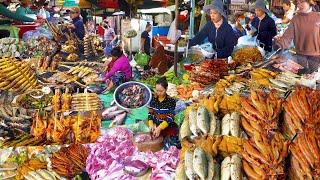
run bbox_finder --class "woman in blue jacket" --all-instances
[189,0,237,59]
[251,0,277,52]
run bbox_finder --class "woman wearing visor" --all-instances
[188,0,237,59]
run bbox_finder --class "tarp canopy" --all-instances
[138,7,171,14]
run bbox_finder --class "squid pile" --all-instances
[240,89,283,135]
[242,131,290,179]
[283,86,320,138]
[289,128,320,179]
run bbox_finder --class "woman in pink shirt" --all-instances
[96,46,132,89]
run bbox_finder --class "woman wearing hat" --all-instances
[189,0,237,59]
[66,6,85,40]
[250,0,277,52]
[275,0,320,74]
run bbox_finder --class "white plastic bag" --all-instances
[237,35,258,46]
[38,8,47,19]
[167,18,181,44]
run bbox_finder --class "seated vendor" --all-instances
[148,77,179,148]
[96,46,132,90]
[0,0,35,23]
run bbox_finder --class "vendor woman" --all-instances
[16,0,37,18]
[148,78,178,146]
[275,0,320,74]
[0,0,35,23]
[250,0,277,52]
[188,0,237,59]
[96,46,132,90]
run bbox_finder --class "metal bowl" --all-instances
[114,81,152,110]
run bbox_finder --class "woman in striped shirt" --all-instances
[148,77,177,139]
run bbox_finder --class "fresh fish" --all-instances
[185,149,197,180]
[24,174,35,180]
[36,169,56,180]
[225,88,234,95]
[28,171,44,180]
[180,116,191,140]
[269,78,290,88]
[103,109,126,119]
[230,112,240,137]
[175,161,187,180]
[208,112,217,136]
[214,116,221,135]
[206,154,215,180]
[102,106,118,116]
[193,147,208,180]
[213,162,220,180]
[197,106,210,134]
[109,112,127,128]
[221,114,231,136]
[221,156,231,180]
[230,154,242,180]
[189,108,198,136]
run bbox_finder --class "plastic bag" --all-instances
[135,52,150,67]
[22,27,53,41]
[167,18,181,44]
[174,110,185,127]
[237,35,258,46]
[38,8,47,19]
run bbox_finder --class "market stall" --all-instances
[1,0,320,179]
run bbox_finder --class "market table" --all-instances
[12,22,42,38]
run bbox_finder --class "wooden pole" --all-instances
[174,0,179,76]
[189,0,195,39]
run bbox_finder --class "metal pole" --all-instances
[174,0,179,76]
[189,0,195,39]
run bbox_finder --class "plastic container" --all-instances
[133,133,163,152]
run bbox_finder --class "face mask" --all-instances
[239,19,245,25]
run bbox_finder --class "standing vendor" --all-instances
[189,0,237,59]
[251,0,277,52]
[276,0,296,24]
[66,6,85,40]
[148,77,179,148]
[140,23,152,56]
[275,0,320,74]
[0,0,35,23]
